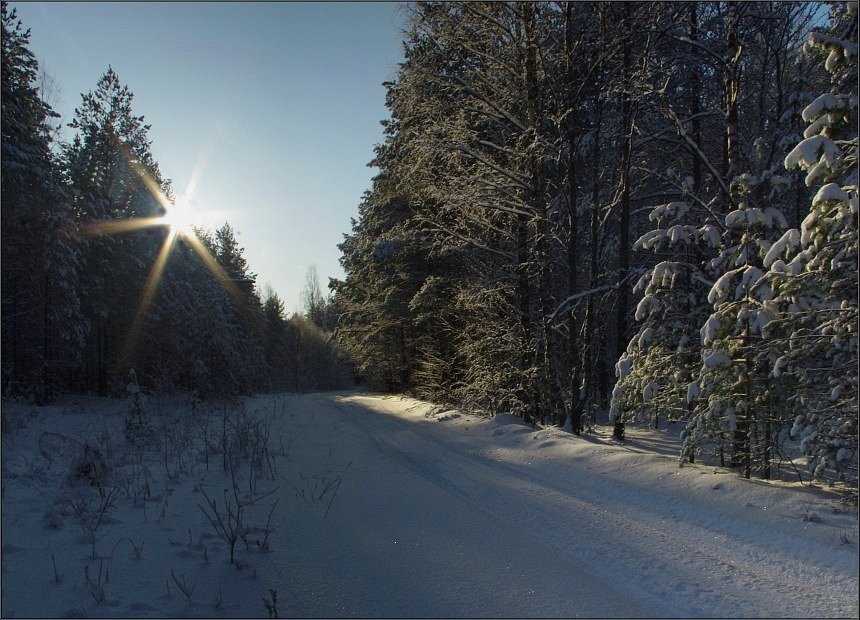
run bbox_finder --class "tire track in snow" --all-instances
[288,395,652,617]
[328,395,857,618]
[328,398,657,617]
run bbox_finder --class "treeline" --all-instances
[333,2,857,486]
[1,3,352,401]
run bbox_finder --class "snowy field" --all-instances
[1,390,857,618]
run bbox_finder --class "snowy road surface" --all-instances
[1,391,857,618]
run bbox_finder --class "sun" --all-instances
[162,196,197,237]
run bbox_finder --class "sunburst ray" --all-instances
[184,233,248,308]
[121,228,179,362]
[81,216,166,237]
[95,146,254,365]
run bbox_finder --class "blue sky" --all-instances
[14,2,406,314]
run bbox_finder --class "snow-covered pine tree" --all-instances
[611,194,721,436]
[214,222,256,300]
[776,36,817,231]
[261,286,291,390]
[683,169,793,478]
[767,2,858,488]
[130,226,222,394]
[209,222,266,393]
[333,166,422,393]
[644,1,812,477]
[611,2,723,443]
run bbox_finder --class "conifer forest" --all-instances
[1,2,858,616]
[2,4,352,402]
[3,0,858,488]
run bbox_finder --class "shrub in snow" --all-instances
[124,369,154,446]
[84,560,107,605]
[263,589,279,619]
[68,442,112,489]
[197,467,279,565]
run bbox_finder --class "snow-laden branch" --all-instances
[549,283,619,321]
[461,4,516,41]
[445,74,528,133]
[663,32,724,62]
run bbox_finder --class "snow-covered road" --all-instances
[277,393,858,618]
[1,391,857,618]
[280,393,647,618]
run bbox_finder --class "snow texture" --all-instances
[701,315,721,345]
[764,228,801,268]
[703,350,732,369]
[813,182,852,206]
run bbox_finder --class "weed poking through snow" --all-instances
[66,486,119,558]
[83,559,106,605]
[263,588,278,618]
[283,455,351,519]
[170,569,196,602]
[197,465,278,564]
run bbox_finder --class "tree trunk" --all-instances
[98,318,108,397]
[517,212,533,424]
[689,1,703,196]
[563,2,583,434]
[613,1,634,441]
[724,2,743,182]
[581,6,605,424]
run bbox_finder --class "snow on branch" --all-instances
[549,283,619,321]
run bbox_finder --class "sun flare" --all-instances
[162,197,197,236]
[108,154,247,362]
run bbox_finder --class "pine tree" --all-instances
[684,172,792,477]
[63,67,166,394]
[767,3,858,487]
[208,222,265,393]
[610,2,818,472]
[334,176,420,392]
[611,197,720,434]
[214,222,256,299]
[261,286,290,390]
[1,2,84,401]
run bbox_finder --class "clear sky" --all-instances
[13,2,406,314]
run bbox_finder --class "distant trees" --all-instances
[301,265,325,327]
[335,0,856,489]
[1,4,350,399]
[266,267,352,393]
